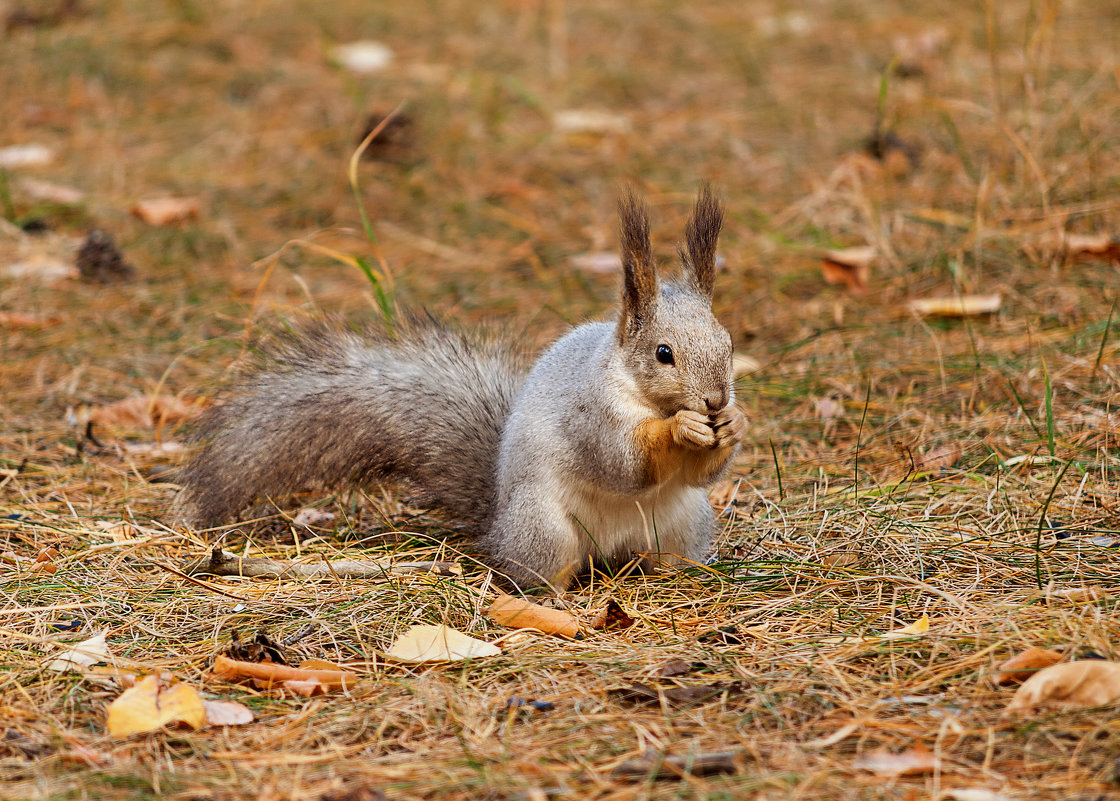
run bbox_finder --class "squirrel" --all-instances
[172,187,745,590]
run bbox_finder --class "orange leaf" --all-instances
[89,394,202,430]
[820,246,875,293]
[991,648,1063,687]
[487,594,582,638]
[211,654,358,690]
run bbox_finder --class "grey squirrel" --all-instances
[173,187,745,590]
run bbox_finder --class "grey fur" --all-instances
[174,189,744,590]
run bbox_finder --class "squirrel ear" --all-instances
[617,188,658,343]
[678,184,723,299]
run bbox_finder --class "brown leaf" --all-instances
[1003,660,1120,715]
[909,294,1001,317]
[852,741,939,776]
[658,658,695,678]
[991,648,1063,687]
[131,196,201,225]
[610,682,727,708]
[588,599,635,631]
[107,675,206,738]
[820,246,875,293]
[487,593,582,638]
[611,747,739,780]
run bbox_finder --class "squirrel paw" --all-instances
[710,404,746,448]
[671,409,717,449]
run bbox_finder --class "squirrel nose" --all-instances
[703,389,729,412]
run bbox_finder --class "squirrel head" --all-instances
[616,186,733,417]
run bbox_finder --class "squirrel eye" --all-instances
[655,344,675,365]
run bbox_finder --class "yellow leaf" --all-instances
[107,675,206,738]
[384,625,501,663]
[881,614,930,639]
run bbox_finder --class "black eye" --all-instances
[655,344,675,365]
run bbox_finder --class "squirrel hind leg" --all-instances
[480,500,583,592]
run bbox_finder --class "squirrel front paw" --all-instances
[711,404,745,448]
[670,410,717,449]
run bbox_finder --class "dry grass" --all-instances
[2,0,1120,799]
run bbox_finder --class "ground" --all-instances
[2,1,1120,799]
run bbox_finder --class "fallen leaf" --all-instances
[0,311,61,328]
[803,721,862,749]
[915,442,961,472]
[852,741,939,776]
[553,109,632,136]
[211,655,358,690]
[940,789,1016,801]
[89,394,202,430]
[107,675,206,737]
[610,682,728,708]
[0,254,78,282]
[821,551,860,569]
[48,631,111,672]
[131,197,201,226]
[816,397,844,422]
[17,177,85,205]
[1063,232,1120,262]
[819,615,930,646]
[657,658,695,678]
[0,143,54,168]
[910,294,1002,317]
[881,614,930,639]
[1003,660,1120,715]
[569,251,621,274]
[1047,585,1108,604]
[278,679,333,697]
[991,648,1063,687]
[30,546,58,574]
[820,246,875,293]
[487,594,581,638]
[202,699,254,727]
[384,624,501,663]
[331,41,393,73]
[611,748,739,780]
[588,600,635,631]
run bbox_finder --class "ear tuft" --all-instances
[679,184,723,298]
[618,188,657,342]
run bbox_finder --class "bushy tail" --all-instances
[172,316,525,530]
